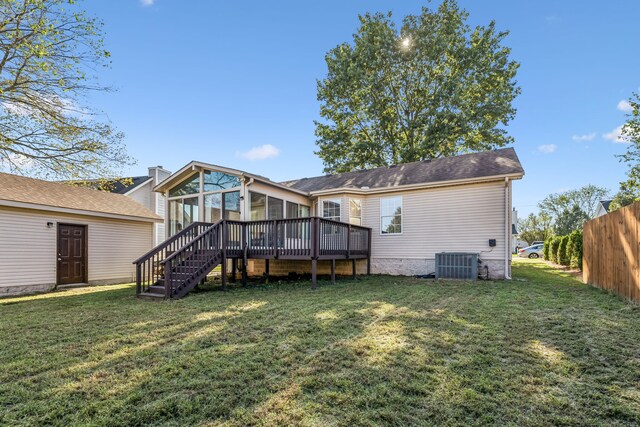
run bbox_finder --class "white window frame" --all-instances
[322,198,342,222]
[379,196,403,235]
[349,198,362,226]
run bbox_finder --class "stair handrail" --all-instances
[160,220,223,266]
[133,221,213,264]
[160,220,224,298]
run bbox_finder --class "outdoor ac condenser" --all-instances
[435,252,478,280]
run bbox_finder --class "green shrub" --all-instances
[543,237,553,260]
[565,232,576,266]
[558,235,570,266]
[550,236,561,264]
[569,230,583,269]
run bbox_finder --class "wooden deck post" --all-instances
[352,259,356,279]
[367,227,372,275]
[135,263,141,295]
[221,257,227,290]
[231,258,237,283]
[242,223,248,286]
[312,259,317,289]
[331,259,336,284]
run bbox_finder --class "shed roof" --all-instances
[0,172,161,221]
[280,148,524,193]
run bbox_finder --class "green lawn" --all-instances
[1,260,639,426]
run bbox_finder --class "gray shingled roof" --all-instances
[73,175,152,194]
[0,173,161,220]
[280,148,524,193]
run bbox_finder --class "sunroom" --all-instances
[157,162,316,237]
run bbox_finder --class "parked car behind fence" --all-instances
[518,244,544,259]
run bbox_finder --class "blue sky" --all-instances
[83,1,640,217]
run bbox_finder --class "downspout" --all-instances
[504,177,512,279]
[244,177,254,221]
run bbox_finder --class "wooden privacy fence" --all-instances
[583,201,640,302]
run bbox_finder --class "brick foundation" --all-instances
[242,257,508,279]
[247,259,368,277]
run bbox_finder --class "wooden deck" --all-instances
[134,218,371,299]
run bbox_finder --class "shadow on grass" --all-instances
[1,261,639,425]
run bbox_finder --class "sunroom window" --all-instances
[349,199,362,226]
[224,191,241,220]
[249,192,266,220]
[204,193,221,222]
[168,173,200,197]
[169,197,199,235]
[267,197,283,220]
[299,205,310,217]
[204,171,241,192]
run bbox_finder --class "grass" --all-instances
[1,259,639,426]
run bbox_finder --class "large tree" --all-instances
[517,212,554,244]
[612,93,640,209]
[538,185,609,234]
[315,0,520,173]
[0,0,132,181]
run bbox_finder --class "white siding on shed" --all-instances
[0,206,153,289]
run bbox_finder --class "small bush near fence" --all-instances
[548,237,561,264]
[543,230,583,269]
[558,235,570,265]
[568,230,583,269]
[543,237,552,260]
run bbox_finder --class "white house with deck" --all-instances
[134,148,524,299]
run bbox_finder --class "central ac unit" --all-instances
[435,252,478,280]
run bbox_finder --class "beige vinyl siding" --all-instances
[155,192,166,244]
[362,181,507,261]
[126,181,152,209]
[0,206,153,288]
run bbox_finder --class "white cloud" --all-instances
[603,125,630,143]
[617,99,633,112]
[140,0,154,6]
[237,144,280,161]
[571,132,596,142]
[538,144,557,154]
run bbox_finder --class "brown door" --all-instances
[57,224,87,285]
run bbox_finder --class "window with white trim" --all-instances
[380,196,402,234]
[322,199,341,222]
[349,199,362,226]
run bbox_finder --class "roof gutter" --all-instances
[307,172,524,197]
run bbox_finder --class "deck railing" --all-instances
[133,222,215,294]
[134,217,371,295]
